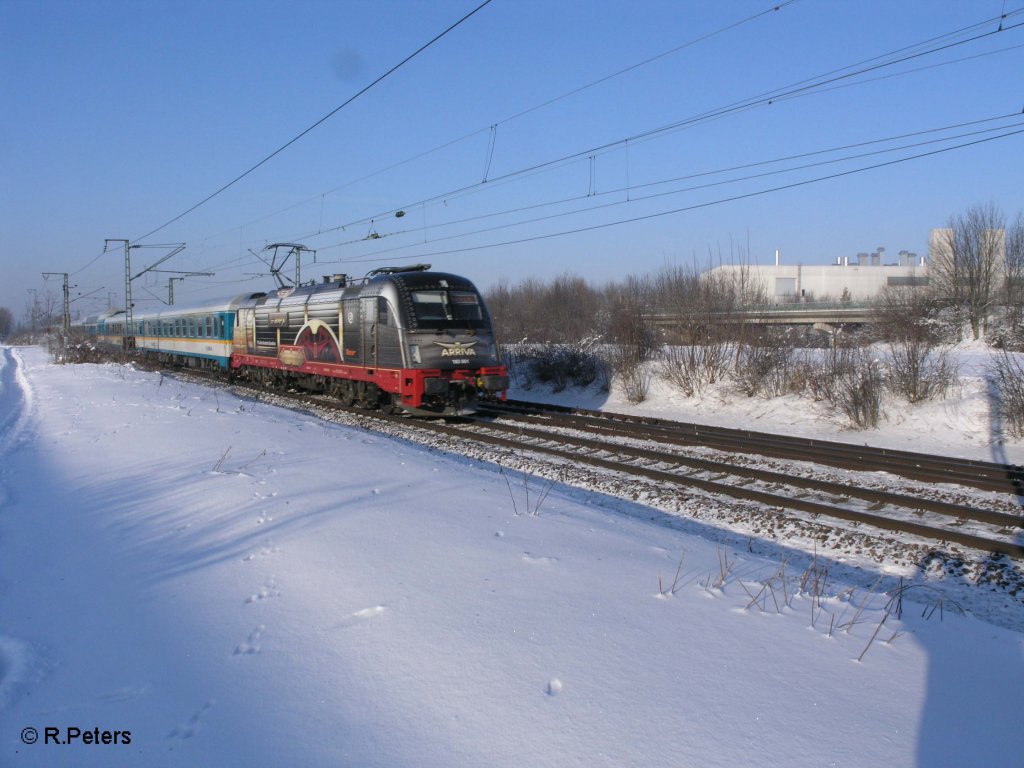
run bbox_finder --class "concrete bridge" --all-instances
[646,302,876,335]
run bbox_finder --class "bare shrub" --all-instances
[836,355,885,429]
[805,343,885,428]
[987,307,1024,352]
[886,339,959,403]
[499,343,532,389]
[732,328,803,398]
[534,342,610,392]
[805,343,860,403]
[614,364,647,405]
[504,341,611,393]
[658,341,732,397]
[605,335,650,403]
[991,351,1024,439]
[602,277,656,404]
[50,337,119,365]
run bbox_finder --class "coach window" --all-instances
[206,317,213,337]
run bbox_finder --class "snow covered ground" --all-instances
[1,344,1022,767]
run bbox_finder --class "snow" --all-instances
[510,341,1024,465]
[2,344,1023,766]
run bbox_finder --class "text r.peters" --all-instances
[45,727,132,745]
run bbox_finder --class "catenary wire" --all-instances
[189,1,802,247]
[266,14,1024,253]
[314,127,1024,266]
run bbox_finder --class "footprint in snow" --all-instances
[98,684,148,703]
[233,626,264,656]
[0,634,33,709]
[242,545,279,562]
[329,606,388,630]
[167,699,215,740]
[245,580,280,604]
[522,552,558,565]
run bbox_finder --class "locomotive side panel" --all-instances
[375,298,403,367]
[341,299,362,363]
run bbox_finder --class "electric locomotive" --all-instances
[233,265,508,414]
[85,265,508,415]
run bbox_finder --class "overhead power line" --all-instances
[299,112,1024,257]
[132,0,496,244]
[320,126,1024,267]
[178,5,1024,270]
[191,0,802,247]
[269,15,1024,253]
[119,5,1024,289]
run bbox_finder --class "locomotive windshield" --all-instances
[410,289,486,328]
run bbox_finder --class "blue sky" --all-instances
[3,0,1023,319]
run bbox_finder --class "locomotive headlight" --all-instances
[409,344,421,364]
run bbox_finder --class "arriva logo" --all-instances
[434,341,478,357]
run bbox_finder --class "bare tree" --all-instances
[485,273,601,344]
[0,306,13,340]
[1000,212,1024,348]
[929,203,1006,340]
[870,284,952,344]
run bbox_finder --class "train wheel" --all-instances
[337,381,355,407]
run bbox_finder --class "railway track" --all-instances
[489,399,1024,496]
[165,367,1024,560]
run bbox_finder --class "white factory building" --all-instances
[705,247,929,303]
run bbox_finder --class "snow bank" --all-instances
[510,342,1024,464]
[1,346,1022,767]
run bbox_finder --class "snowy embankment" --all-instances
[509,341,1024,465]
[1,345,1022,767]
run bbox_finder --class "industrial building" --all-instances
[704,247,929,303]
